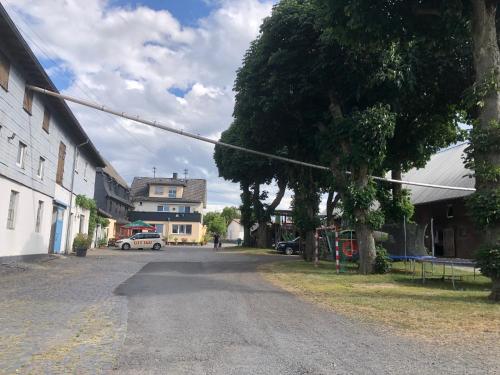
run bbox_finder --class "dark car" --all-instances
[276,237,301,255]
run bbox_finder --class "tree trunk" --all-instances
[471,0,500,245]
[240,182,253,247]
[256,222,268,248]
[352,166,377,274]
[391,167,402,203]
[490,278,500,301]
[326,190,340,226]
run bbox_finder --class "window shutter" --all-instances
[23,86,33,115]
[42,108,50,133]
[56,142,66,185]
[0,50,10,91]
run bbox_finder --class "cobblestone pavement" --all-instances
[0,248,171,374]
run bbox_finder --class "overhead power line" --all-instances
[27,85,476,192]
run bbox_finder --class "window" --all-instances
[42,108,50,133]
[23,86,33,115]
[35,201,44,232]
[179,206,191,213]
[155,185,164,194]
[446,204,454,219]
[83,162,88,179]
[155,224,164,235]
[157,204,169,212]
[0,49,10,91]
[168,187,177,198]
[56,142,66,185]
[16,141,27,169]
[6,190,19,229]
[79,214,85,234]
[172,224,192,234]
[37,157,45,179]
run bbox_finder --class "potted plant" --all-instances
[98,237,108,248]
[73,233,90,257]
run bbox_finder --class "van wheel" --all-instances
[122,243,131,250]
[285,247,294,255]
[153,243,161,250]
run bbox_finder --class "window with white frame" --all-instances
[35,200,44,232]
[178,206,191,213]
[157,204,169,212]
[155,185,164,194]
[16,141,27,168]
[37,157,45,179]
[155,223,164,235]
[172,224,192,234]
[168,187,177,198]
[6,190,19,229]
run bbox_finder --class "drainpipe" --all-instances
[65,139,89,254]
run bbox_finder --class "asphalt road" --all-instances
[113,247,497,375]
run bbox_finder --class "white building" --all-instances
[227,219,244,241]
[0,4,105,259]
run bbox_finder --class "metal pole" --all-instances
[430,217,435,257]
[27,85,477,192]
[403,215,407,261]
[335,230,340,274]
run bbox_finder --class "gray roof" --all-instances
[403,143,475,205]
[100,160,129,188]
[130,177,207,207]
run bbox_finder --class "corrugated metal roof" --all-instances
[403,143,475,205]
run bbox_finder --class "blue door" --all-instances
[53,208,65,253]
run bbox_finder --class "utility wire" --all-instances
[27,85,476,192]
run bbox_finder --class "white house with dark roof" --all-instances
[129,173,207,244]
[0,4,105,259]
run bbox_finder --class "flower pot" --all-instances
[75,247,88,257]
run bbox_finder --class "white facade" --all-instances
[0,14,103,258]
[227,219,244,241]
[133,201,204,214]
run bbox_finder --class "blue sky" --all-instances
[5,0,287,211]
[112,0,215,25]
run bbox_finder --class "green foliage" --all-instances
[466,189,500,228]
[377,186,414,222]
[475,246,500,280]
[75,195,98,238]
[374,245,391,274]
[98,238,108,247]
[220,206,241,226]
[73,233,91,250]
[204,212,227,235]
[96,216,110,228]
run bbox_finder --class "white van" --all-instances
[115,233,164,250]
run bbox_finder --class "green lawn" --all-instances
[259,258,500,344]
[220,246,280,256]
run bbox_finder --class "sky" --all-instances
[2,0,321,212]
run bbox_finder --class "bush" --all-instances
[73,233,91,250]
[374,245,391,274]
[475,246,500,279]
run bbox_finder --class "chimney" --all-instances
[173,172,178,179]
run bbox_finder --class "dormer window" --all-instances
[168,187,177,198]
[155,185,164,194]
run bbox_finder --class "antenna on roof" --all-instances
[184,168,188,181]
[153,166,156,178]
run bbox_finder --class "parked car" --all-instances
[276,237,301,255]
[115,233,164,250]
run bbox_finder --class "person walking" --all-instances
[213,233,220,250]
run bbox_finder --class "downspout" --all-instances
[65,139,89,254]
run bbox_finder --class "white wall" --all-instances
[0,177,52,257]
[0,40,99,257]
[133,201,204,213]
[227,221,244,241]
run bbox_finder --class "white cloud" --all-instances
[4,0,276,209]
